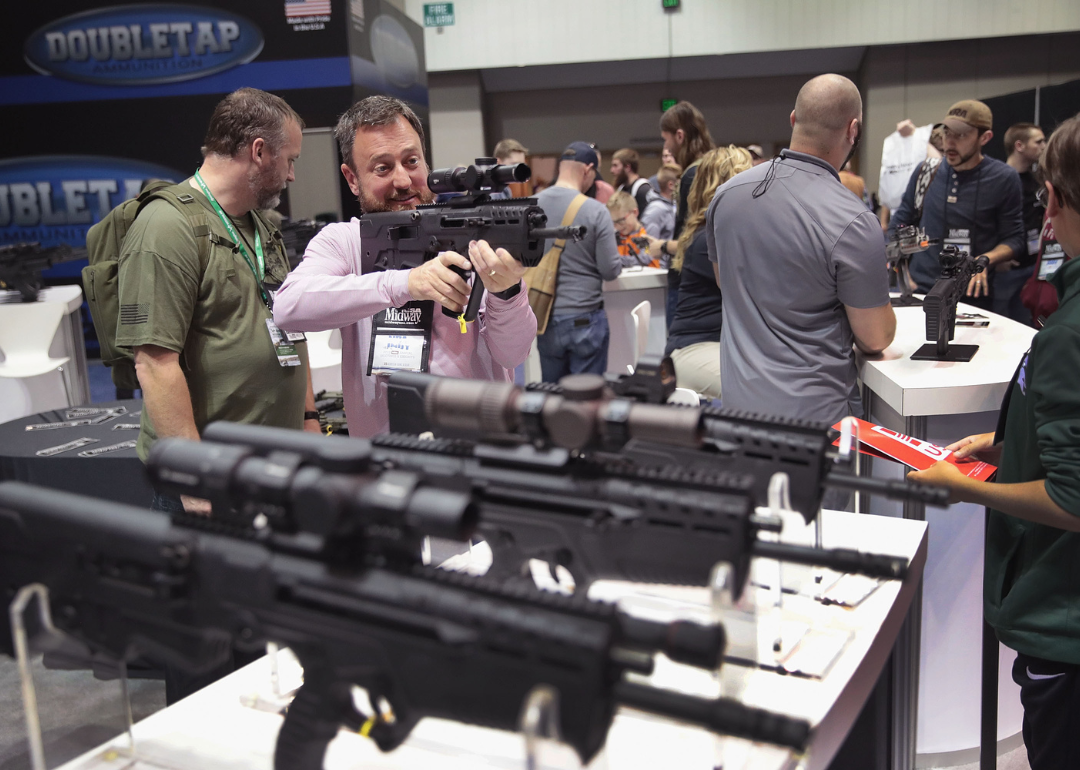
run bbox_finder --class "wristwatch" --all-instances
[661,241,672,257]
[304,411,320,421]
[492,281,522,300]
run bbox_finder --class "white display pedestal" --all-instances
[52,510,926,770]
[858,300,1036,767]
[0,285,90,422]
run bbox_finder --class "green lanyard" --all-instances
[193,169,269,306]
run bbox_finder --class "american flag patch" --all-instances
[120,303,149,325]
[285,0,331,18]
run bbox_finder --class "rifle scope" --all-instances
[147,438,478,543]
[428,157,531,195]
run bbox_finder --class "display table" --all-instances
[0,399,153,507]
[858,301,1036,766]
[603,266,668,373]
[0,285,91,422]
[51,509,927,770]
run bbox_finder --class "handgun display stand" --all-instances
[858,302,1036,767]
[10,583,178,770]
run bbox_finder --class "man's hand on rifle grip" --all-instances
[468,239,526,295]
[407,251,472,313]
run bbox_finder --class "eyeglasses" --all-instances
[612,213,632,224]
[1036,186,1047,208]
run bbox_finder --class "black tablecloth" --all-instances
[0,399,154,507]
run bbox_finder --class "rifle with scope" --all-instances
[358,158,586,323]
[885,225,939,307]
[0,242,86,302]
[171,420,913,595]
[386,370,948,523]
[0,477,813,767]
[910,245,990,363]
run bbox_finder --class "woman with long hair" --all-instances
[650,101,716,327]
[664,145,753,400]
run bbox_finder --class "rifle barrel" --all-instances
[531,225,586,241]
[752,540,908,581]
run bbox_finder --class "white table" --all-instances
[0,285,90,422]
[603,266,668,374]
[53,510,926,770]
[858,300,1036,767]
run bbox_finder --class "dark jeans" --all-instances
[1012,651,1080,769]
[149,491,262,704]
[537,308,610,383]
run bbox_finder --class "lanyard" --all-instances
[193,169,269,306]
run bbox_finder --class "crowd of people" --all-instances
[110,79,1080,768]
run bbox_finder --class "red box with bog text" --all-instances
[831,418,997,481]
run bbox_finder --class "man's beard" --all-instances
[249,164,284,210]
[358,185,435,213]
[614,170,629,189]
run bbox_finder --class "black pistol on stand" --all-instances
[911,245,990,362]
[357,158,585,323]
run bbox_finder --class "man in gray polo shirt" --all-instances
[536,142,622,381]
[707,74,895,425]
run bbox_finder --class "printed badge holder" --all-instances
[10,583,180,770]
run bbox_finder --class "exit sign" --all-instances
[660,98,677,112]
[423,3,454,27]
[662,0,680,9]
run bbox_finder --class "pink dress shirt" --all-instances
[273,219,536,438]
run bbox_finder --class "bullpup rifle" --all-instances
[358,158,585,323]
[0,478,812,767]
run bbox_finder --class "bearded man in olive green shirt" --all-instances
[116,88,320,516]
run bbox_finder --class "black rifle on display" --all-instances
[886,225,939,307]
[0,479,813,769]
[910,245,990,363]
[184,421,913,596]
[386,371,949,525]
[0,242,86,302]
[358,158,585,322]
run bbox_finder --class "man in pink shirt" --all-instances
[273,96,536,437]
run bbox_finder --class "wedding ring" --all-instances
[489,270,497,276]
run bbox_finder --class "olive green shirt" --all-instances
[116,180,309,460]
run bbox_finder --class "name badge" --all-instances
[1027,227,1041,257]
[367,300,434,375]
[944,228,971,253]
[265,319,303,367]
[1039,256,1065,281]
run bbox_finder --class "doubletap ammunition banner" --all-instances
[1,1,427,258]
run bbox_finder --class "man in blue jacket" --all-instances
[888,100,1025,310]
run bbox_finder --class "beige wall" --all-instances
[428,70,486,169]
[861,32,1080,196]
[405,0,1080,72]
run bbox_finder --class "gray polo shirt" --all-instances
[536,186,621,316]
[706,150,889,424]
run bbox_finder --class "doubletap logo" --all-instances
[24,4,264,85]
[0,156,182,247]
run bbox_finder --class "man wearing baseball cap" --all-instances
[533,141,622,381]
[888,99,1025,308]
